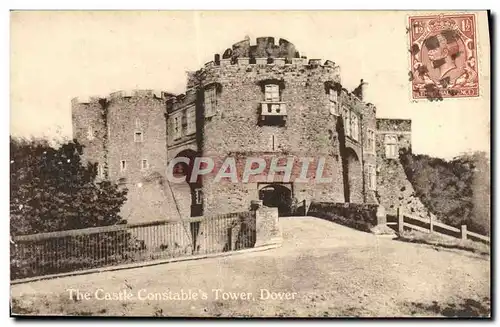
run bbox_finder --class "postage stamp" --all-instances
[408,13,479,100]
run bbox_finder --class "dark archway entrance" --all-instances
[172,149,203,218]
[171,149,204,253]
[258,183,293,216]
[342,147,363,203]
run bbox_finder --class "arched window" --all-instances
[351,113,359,141]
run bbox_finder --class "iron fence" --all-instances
[11,211,256,280]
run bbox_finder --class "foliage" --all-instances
[10,137,134,279]
[400,148,490,235]
[10,137,128,235]
[308,202,379,233]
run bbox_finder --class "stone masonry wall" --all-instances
[71,97,106,168]
[375,119,432,219]
[199,54,346,215]
[72,90,182,223]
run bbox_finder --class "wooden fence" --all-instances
[387,207,490,244]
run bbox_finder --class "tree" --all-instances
[10,137,135,279]
[400,148,490,235]
[10,137,128,235]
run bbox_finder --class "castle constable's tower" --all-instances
[72,36,424,223]
[174,37,379,216]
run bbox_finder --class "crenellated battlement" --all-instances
[199,56,342,88]
[166,87,197,113]
[71,89,174,105]
[203,56,339,71]
[218,36,300,61]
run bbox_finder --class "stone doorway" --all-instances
[171,149,203,217]
[342,147,363,203]
[258,183,293,216]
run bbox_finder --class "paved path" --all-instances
[11,217,490,317]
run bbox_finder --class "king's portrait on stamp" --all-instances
[409,13,479,99]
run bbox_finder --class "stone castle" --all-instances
[72,36,429,222]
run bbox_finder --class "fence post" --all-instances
[461,225,467,241]
[429,212,434,233]
[397,207,404,234]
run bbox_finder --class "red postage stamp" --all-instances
[408,13,479,100]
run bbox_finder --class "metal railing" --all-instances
[11,211,256,281]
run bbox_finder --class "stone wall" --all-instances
[194,211,256,253]
[307,201,382,232]
[71,97,106,168]
[72,90,183,223]
[375,119,432,219]
[254,205,282,247]
[199,53,347,215]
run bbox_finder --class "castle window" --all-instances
[265,84,280,102]
[194,188,203,205]
[173,114,182,140]
[367,164,376,190]
[120,160,127,172]
[186,106,196,135]
[366,129,375,153]
[87,126,94,141]
[97,163,105,179]
[134,131,143,143]
[271,134,277,151]
[260,82,286,126]
[351,113,359,141]
[384,135,398,159]
[204,87,217,117]
[135,118,141,129]
[328,89,339,115]
[342,106,351,138]
[141,159,149,170]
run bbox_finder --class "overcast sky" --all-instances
[10,11,490,159]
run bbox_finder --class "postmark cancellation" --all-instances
[409,13,479,99]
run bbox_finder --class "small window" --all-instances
[328,89,339,115]
[384,135,398,159]
[265,84,280,102]
[351,114,359,141]
[367,165,376,190]
[204,88,217,117]
[134,131,143,142]
[141,159,149,170]
[87,126,94,140]
[135,118,141,129]
[342,106,351,138]
[194,188,203,205]
[366,129,376,153]
[186,107,196,135]
[173,114,182,140]
[271,134,277,151]
[97,163,105,178]
[120,160,127,172]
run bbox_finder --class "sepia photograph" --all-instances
[9,10,491,318]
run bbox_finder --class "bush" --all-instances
[308,202,379,232]
[400,149,490,235]
[10,137,133,279]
